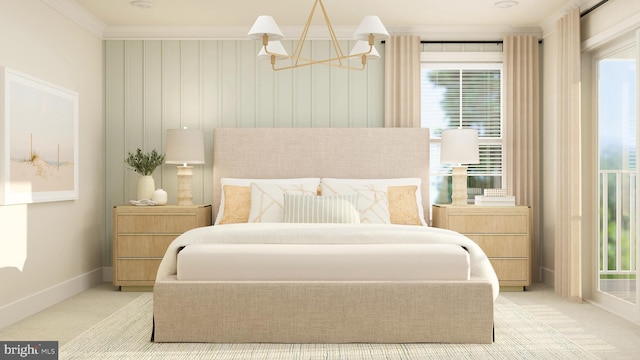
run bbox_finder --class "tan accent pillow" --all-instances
[388,185,421,225]
[219,185,251,224]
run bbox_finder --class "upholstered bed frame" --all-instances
[153,128,494,343]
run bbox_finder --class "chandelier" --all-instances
[247,0,390,71]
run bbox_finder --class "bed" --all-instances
[152,128,498,344]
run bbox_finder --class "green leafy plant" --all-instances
[125,148,165,176]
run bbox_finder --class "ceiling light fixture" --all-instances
[130,1,153,9]
[247,0,389,71]
[494,0,519,9]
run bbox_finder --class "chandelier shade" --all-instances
[349,40,380,60]
[247,15,283,41]
[258,41,289,60]
[353,16,390,41]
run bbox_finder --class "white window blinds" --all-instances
[421,62,504,203]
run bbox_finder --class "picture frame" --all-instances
[0,67,79,205]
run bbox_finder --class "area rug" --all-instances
[60,293,598,360]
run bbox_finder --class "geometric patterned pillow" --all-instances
[321,182,390,224]
[248,182,319,223]
[321,178,426,226]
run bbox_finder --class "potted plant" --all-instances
[125,148,165,200]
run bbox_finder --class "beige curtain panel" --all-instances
[384,35,421,128]
[554,7,583,301]
[503,34,541,284]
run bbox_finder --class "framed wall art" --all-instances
[0,67,79,205]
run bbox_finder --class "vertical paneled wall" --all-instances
[104,39,384,265]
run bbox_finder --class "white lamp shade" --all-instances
[165,129,205,165]
[258,41,289,60]
[353,16,390,41]
[440,128,479,164]
[248,15,284,41]
[349,40,380,59]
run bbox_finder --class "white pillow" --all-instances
[321,182,390,224]
[215,178,320,224]
[283,194,360,224]
[248,182,319,223]
[321,178,427,226]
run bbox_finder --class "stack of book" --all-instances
[474,189,516,206]
[474,195,516,206]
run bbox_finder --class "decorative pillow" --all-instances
[321,178,427,226]
[218,185,251,224]
[215,178,321,224]
[283,194,360,224]
[388,185,421,225]
[248,182,319,223]
[321,182,390,224]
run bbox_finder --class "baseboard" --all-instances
[0,268,103,329]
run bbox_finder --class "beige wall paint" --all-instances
[103,39,385,266]
[0,0,103,325]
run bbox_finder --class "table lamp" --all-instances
[165,128,205,206]
[440,128,479,206]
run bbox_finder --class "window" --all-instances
[421,55,504,205]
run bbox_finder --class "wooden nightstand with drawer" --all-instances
[113,204,212,291]
[431,204,531,291]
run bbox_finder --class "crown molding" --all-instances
[42,0,106,38]
[101,24,541,41]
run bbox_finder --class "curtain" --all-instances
[384,35,421,128]
[555,8,582,300]
[503,35,541,284]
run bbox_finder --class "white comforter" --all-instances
[156,223,500,300]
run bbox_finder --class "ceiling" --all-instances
[63,0,593,39]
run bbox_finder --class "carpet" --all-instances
[60,293,599,360]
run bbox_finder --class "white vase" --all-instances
[152,189,168,205]
[137,175,155,200]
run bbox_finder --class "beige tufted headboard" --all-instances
[212,128,430,222]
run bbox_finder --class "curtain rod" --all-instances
[580,0,609,17]
[381,40,543,44]
[379,40,504,44]
[420,40,503,44]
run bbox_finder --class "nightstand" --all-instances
[431,204,531,291]
[112,204,212,291]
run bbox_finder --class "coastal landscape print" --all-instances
[1,67,78,204]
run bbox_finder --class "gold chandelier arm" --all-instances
[266,50,371,71]
[318,0,346,65]
[292,0,319,64]
[263,41,374,66]
[272,58,365,71]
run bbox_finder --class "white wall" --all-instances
[0,0,104,327]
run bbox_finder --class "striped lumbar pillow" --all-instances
[283,194,360,224]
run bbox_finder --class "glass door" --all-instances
[596,43,638,309]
